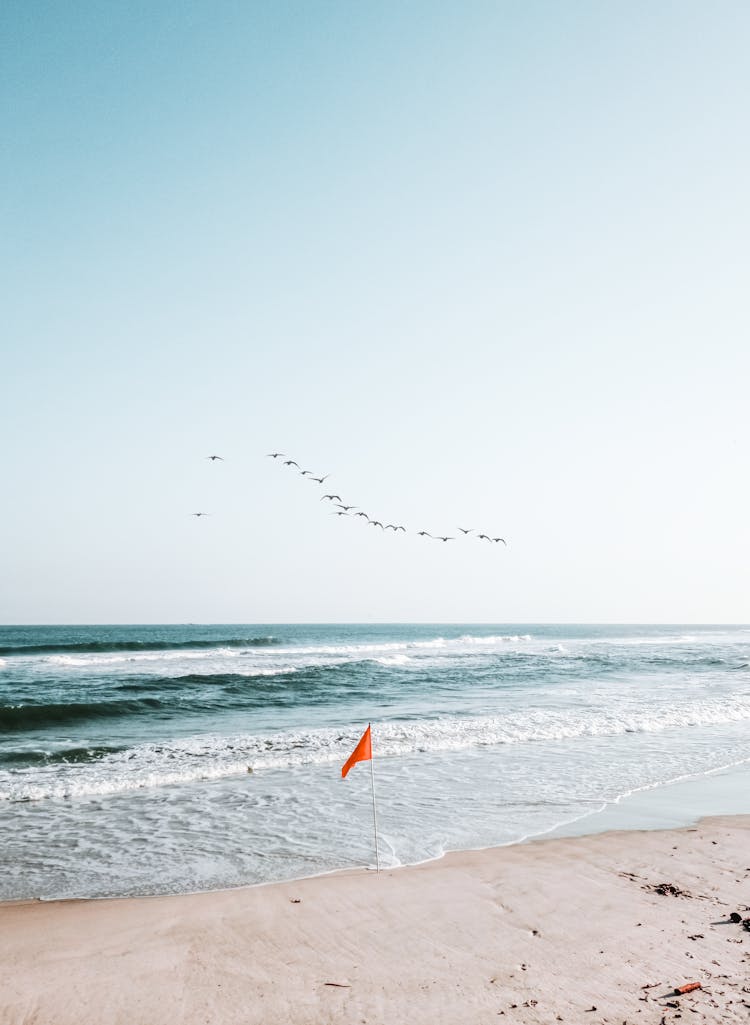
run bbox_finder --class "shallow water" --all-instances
[1,623,748,898]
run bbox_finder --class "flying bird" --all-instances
[191,512,210,517]
[265,447,501,552]
[206,455,224,461]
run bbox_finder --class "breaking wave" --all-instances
[0,698,167,731]
[4,696,750,803]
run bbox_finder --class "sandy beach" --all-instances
[2,814,749,1025]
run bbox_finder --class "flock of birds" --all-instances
[193,453,507,547]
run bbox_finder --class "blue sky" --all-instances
[3,1,749,623]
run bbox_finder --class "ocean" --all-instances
[1,623,748,900]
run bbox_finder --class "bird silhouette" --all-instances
[191,512,210,517]
[266,448,511,549]
[206,455,224,461]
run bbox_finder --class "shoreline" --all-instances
[4,623,747,904]
[2,813,749,1024]
[5,758,748,907]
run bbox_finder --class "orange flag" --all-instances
[341,724,372,778]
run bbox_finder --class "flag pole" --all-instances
[369,722,380,873]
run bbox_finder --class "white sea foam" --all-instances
[47,650,226,668]
[5,694,750,804]
[34,633,534,672]
[457,633,532,644]
[240,666,298,677]
[590,629,749,648]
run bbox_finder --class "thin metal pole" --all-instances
[369,722,380,873]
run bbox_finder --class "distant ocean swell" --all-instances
[0,637,280,657]
[2,641,744,684]
[0,663,402,731]
[1,634,512,659]
[3,648,741,680]
[115,661,395,694]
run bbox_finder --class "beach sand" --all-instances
[1,815,749,1024]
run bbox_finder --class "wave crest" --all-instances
[0,637,280,657]
[4,696,750,802]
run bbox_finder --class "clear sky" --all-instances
[3,1,749,624]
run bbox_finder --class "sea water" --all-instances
[0,623,748,899]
